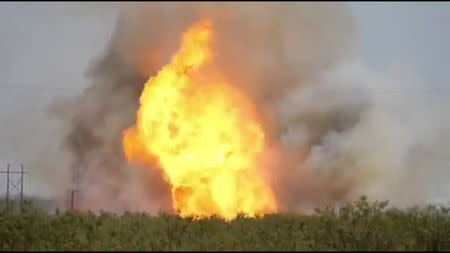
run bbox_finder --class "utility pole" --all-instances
[6,164,9,211]
[69,167,80,212]
[69,188,79,211]
[71,190,75,211]
[1,163,29,213]
[20,164,24,212]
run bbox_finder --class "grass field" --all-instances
[1,197,449,251]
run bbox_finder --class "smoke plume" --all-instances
[44,2,450,213]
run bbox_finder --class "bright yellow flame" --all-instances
[123,19,277,221]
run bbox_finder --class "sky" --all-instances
[349,2,450,90]
[0,2,449,198]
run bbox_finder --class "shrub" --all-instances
[0,197,448,251]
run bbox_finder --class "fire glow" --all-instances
[122,19,277,221]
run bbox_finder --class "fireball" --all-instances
[123,19,277,221]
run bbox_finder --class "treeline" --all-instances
[1,197,449,251]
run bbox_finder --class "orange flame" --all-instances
[122,19,277,221]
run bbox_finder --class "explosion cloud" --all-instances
[40,2,450,216]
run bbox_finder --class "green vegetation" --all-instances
[1,197,449,251]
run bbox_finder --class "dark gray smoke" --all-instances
[49,12,172,212]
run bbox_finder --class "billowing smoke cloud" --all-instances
[42,2,450,213]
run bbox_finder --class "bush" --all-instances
[0,197,449,251]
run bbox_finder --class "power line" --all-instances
[0,86,82,91]
[0,84,450,94]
